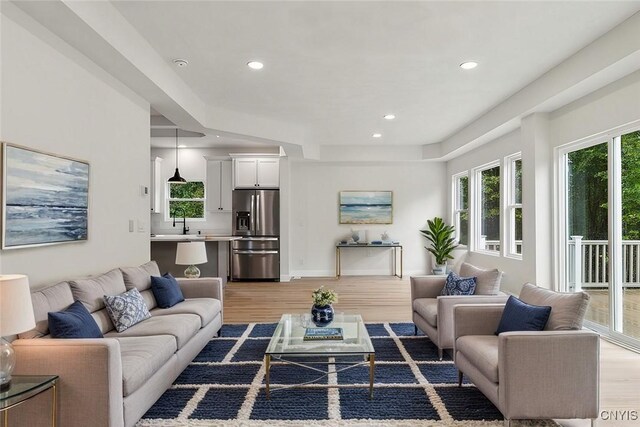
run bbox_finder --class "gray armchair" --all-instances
[453,284,599,426]
[411,262,507,359]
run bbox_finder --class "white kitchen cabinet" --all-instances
[233,157,279,188]
[207,159,233,212]
[150,156,163,214]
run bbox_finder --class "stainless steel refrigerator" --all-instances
[231,189,280,281]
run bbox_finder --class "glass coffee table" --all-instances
[264,313,375,399]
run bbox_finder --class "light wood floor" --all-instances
[224,276,640,427]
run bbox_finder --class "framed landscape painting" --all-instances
[339,191,393,224]
[2,143,89,249]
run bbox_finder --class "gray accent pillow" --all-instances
[103,288,151,332]
[70,269,127,313]
[519,282,590,330]
[19,282,74,339]
[120,261,161,292]
[459,263,503,295]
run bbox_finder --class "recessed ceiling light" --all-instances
[247,61,264,70]
[383,114,396,120]
[173,59,189,68]
[216,135,220,138]
[372,133,382,138]
[178,144,187,148]
[460,61,478,70]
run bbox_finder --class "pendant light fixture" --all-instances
[168,128,187,183]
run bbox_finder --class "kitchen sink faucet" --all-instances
[172,207,190,235]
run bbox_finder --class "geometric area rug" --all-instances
[136,322,557,426]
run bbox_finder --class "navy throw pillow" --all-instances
[441,271,477,296]
[495,295,552,335]
[151,273,185,308]
[48,300,103,339]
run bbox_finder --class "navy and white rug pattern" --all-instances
[137,322,556,426]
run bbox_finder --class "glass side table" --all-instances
[0,375,58,426]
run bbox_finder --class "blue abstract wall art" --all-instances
[2,143,89,249]
[339,191,393,224]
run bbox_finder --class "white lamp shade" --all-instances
[175,242,208,265]
[0,275,36,336]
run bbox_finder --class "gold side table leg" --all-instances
[369,354,375,399]
[52,381,57,427]
[336,247,341,277]
[3,407,8,427]
[392,247,396,277]
[265,355,271,400]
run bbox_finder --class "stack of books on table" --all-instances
[303,327,344,341]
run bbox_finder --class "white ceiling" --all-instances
[112,1,640,148]
[11,1,639,155]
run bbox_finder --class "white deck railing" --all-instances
[480,237,640,289]
[569,237,640,288]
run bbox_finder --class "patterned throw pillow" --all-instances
[441,271,477,296]
[103,288,151,332]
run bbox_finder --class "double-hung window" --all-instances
[474,162,501,253]
[167,181,206,220]
[505,154,523,257]
[452,173,469,246]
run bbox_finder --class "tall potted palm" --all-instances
[420,217,458,274]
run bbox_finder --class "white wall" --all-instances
[550,70,640,145]
[289,160,446,277]
[0,6,150,288]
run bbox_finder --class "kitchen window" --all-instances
[167,181,205,220]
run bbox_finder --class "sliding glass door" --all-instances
[561,128,640,348]
[566,141,609,327]
[621,130,640,340]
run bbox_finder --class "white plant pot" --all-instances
[432,264,447,275]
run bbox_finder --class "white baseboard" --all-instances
[289,269,425,278]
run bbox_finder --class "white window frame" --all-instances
[165,181,207,222]
[504,153,522,259]
[473,160,501,255]
[452,172,469,247]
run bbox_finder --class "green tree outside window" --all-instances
[168,182,205,219]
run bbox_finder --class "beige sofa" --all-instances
[10,261,223,427]
[453,283,599,426]
[411,262,508,359]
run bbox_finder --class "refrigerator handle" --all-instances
[250,194,255,232]
[256,193,261,233]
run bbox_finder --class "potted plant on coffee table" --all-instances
[420,217,458,275]
[311,286,338,327]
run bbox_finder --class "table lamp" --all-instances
[0,275,36,390]
[175,242,208,278]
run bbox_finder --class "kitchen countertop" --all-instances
[150,235,241,242]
